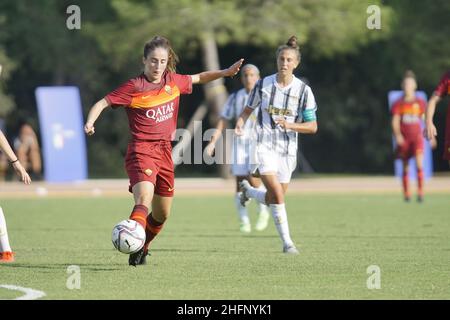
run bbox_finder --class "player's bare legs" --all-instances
[141,194,172,251]
[132,181,154,208]
[128,181,154,266]
[151,194,173,223]
[240,174,296,253]
[401,159,410,202]
[235,176,251,232]
[415,152,424,202]
[247,175,270,231]
[259,174,287,204]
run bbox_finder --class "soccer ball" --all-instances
[111,219,146,254]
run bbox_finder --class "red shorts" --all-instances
[443,107,450,160]
[125,140,174,197]
[396,136,424,160]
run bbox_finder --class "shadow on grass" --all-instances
[170,233,279,239]
[0,263,125,272]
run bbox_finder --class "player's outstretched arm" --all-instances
[84,98,109,136]
[425,94,441,140]
[0,130,31,184]
[190,59,244,84]
[205,118,227,156]
[235,106,253,136]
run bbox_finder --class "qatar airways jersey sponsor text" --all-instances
[145,102,175,123]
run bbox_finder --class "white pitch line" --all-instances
[0,284,46,300]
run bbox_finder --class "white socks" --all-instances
[0,206,12,253]
[269,203,294,247]
[246,185,267,205]
[256,186,269,213]
[235,193,250,225]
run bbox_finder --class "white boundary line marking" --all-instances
[0,284,46,300]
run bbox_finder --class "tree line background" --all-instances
[0,0,449,178]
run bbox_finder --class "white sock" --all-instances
[247,186,267,205]
[256,186,269,213]
[0,206,12,252]
[269,203,294,247]
[235,193,250,224]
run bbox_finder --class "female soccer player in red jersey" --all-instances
[391,70,432,202]
[84,36,243,266]
[425,70,450,167]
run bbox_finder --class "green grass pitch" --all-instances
[0,193,449,299]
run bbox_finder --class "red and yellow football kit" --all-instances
[433,71,450,160]
[391,97,426,160]
[105,71,192,196]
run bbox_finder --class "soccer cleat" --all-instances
[417,195,424,203]
[255,210,270,231]
[0,251,15,263]
[239,180,251,207]
[283,245,299,255]
[239,222,251,233]
[128,248,149,266]
[404,196,411,202]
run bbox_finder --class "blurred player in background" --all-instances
[425,70,450,167]
[206,64,270,233]
[235,36,318,254]
[85,36,243,266]
[0,130,32,262]
[391,70,434,202]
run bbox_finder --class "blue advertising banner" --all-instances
[35,86,87,182]
[387,91,433,180]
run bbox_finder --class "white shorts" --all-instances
[231,137,252,176]
[251,147,297,183]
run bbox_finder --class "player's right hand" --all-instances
[235,118,244,136]
[205,142,215,157]
[424,122,437,141]
[395,134,405,146]
[12,161,31,185]
[84,123,95,136]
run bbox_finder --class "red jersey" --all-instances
[105,71,192,141]
[391,97,426,139]
[434,71,450,160]
[433,71,450,99]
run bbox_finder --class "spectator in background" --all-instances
[14,120,42,180]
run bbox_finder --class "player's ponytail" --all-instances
[143,36,179,73]
[403,69,416,81]
[276,35,301,62]
[286,36,298,49]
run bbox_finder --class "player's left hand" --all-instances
[225,59,244,77]
[275,118,291,130]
